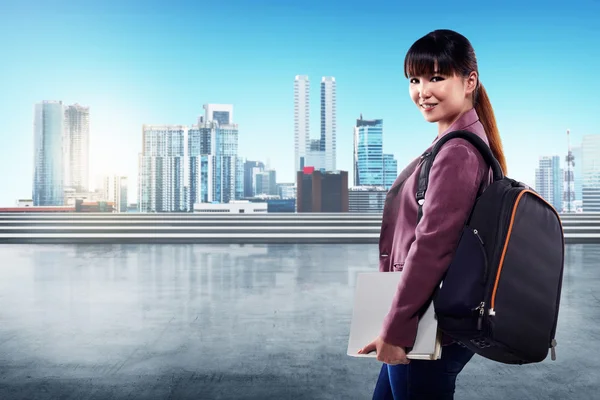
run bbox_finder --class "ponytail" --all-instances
[474,84,507,175]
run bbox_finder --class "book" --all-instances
[346,272,442,361]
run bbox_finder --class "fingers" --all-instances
[358,341,376,354]
[386,358,410,365]
[376,354,410,365]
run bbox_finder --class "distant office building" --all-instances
[572,145,583,201]
[256,169,277,196]
[244,160,265,197]
[235,156,244,200]
[306,139,326,171]
[296,168,348,212]
[383,154,398,189]
[203,104,238,204]
[349,186,387,213]
[321,77,337,171]
[189,122,218,206]
[63,188,105,207]
[277,183,296,199]
[138,125,187,213]
[582,135,600,212]
[33,101,65,206]
[294,75,310,172]
[189,105,239,206]
[103,175,128,213]
[353,116,398,189]
[63,104,90,192]
[535,156,563,211]
[354,117,383,186]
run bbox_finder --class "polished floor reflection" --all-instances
[0,243,597,399]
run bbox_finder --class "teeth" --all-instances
[422,104,437,109]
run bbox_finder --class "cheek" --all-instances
[409,88,419,103]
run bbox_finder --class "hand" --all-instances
[357,336,410,365]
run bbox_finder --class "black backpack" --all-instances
[416,130,565,365]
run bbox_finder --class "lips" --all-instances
[421,103,438,110]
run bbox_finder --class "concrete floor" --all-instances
[0,243,597,400]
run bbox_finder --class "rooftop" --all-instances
[0,243,596,399]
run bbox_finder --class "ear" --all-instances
[465,71,478,96]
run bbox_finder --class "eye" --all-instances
[431,76,445,82]
[409,78,419,84]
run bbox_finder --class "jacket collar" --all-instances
[432,107,488,146]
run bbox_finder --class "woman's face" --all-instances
[408,68,477,132]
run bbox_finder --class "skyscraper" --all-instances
[582,134,600,212]
[294,75,310,172]
[64,104,90,192]
[138,125,187,212]
[188,122,218,206]
[535,156,563,211]
[33,101,64,206]
[383,154,398,189]
[204,104,238,204]
[320,76,337,171]
[353,116,383,186]
[103,175,128,213]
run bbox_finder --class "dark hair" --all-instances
[404,29,507,174]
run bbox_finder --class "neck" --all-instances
[437,104,475,136]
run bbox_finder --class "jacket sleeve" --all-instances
[379,141,485,348]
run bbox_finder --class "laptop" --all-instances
[346,272,442,361]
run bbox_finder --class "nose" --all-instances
[418,83,431,99]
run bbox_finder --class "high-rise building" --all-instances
[294,75,310,172]
[354,117,383,186]
[256,170,277,196]
[563,129,576,213]
[383,154,398,189]
[33,101,65,206]
[64,104,90,192]
[138,125,187,212]
[535,155,563,211]
[582,135,600,212]
[243,160,265,197]
[103,175,128,213]
[189,122,218,206]
[320,77,337,171]
[305,138,326,170]
[235,156,245,200]
[572,145,583,201]
[188,105,239,205]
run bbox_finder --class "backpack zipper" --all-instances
[486,189,564,359]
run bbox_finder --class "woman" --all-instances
[357,29,508,399]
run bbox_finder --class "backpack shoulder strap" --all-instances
[415,130,504,223]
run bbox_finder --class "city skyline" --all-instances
[1,1,599,205]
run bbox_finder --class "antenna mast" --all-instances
[564,129,575,213]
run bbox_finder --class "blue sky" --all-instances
[0,0,599,205]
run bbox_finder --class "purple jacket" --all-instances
[378,107,493,348]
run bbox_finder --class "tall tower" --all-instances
[294,75,310,172]
[320,76,337,171]
[563,129,575,213]
[33,101,65,206]
[64,104,90,192]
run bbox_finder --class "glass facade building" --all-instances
[33,101,65,206]
[138,125,187,212]
[354,118,383,186]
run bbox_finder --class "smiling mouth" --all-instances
[421,103,438,110]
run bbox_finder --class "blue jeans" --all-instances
[372,342,474,400]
